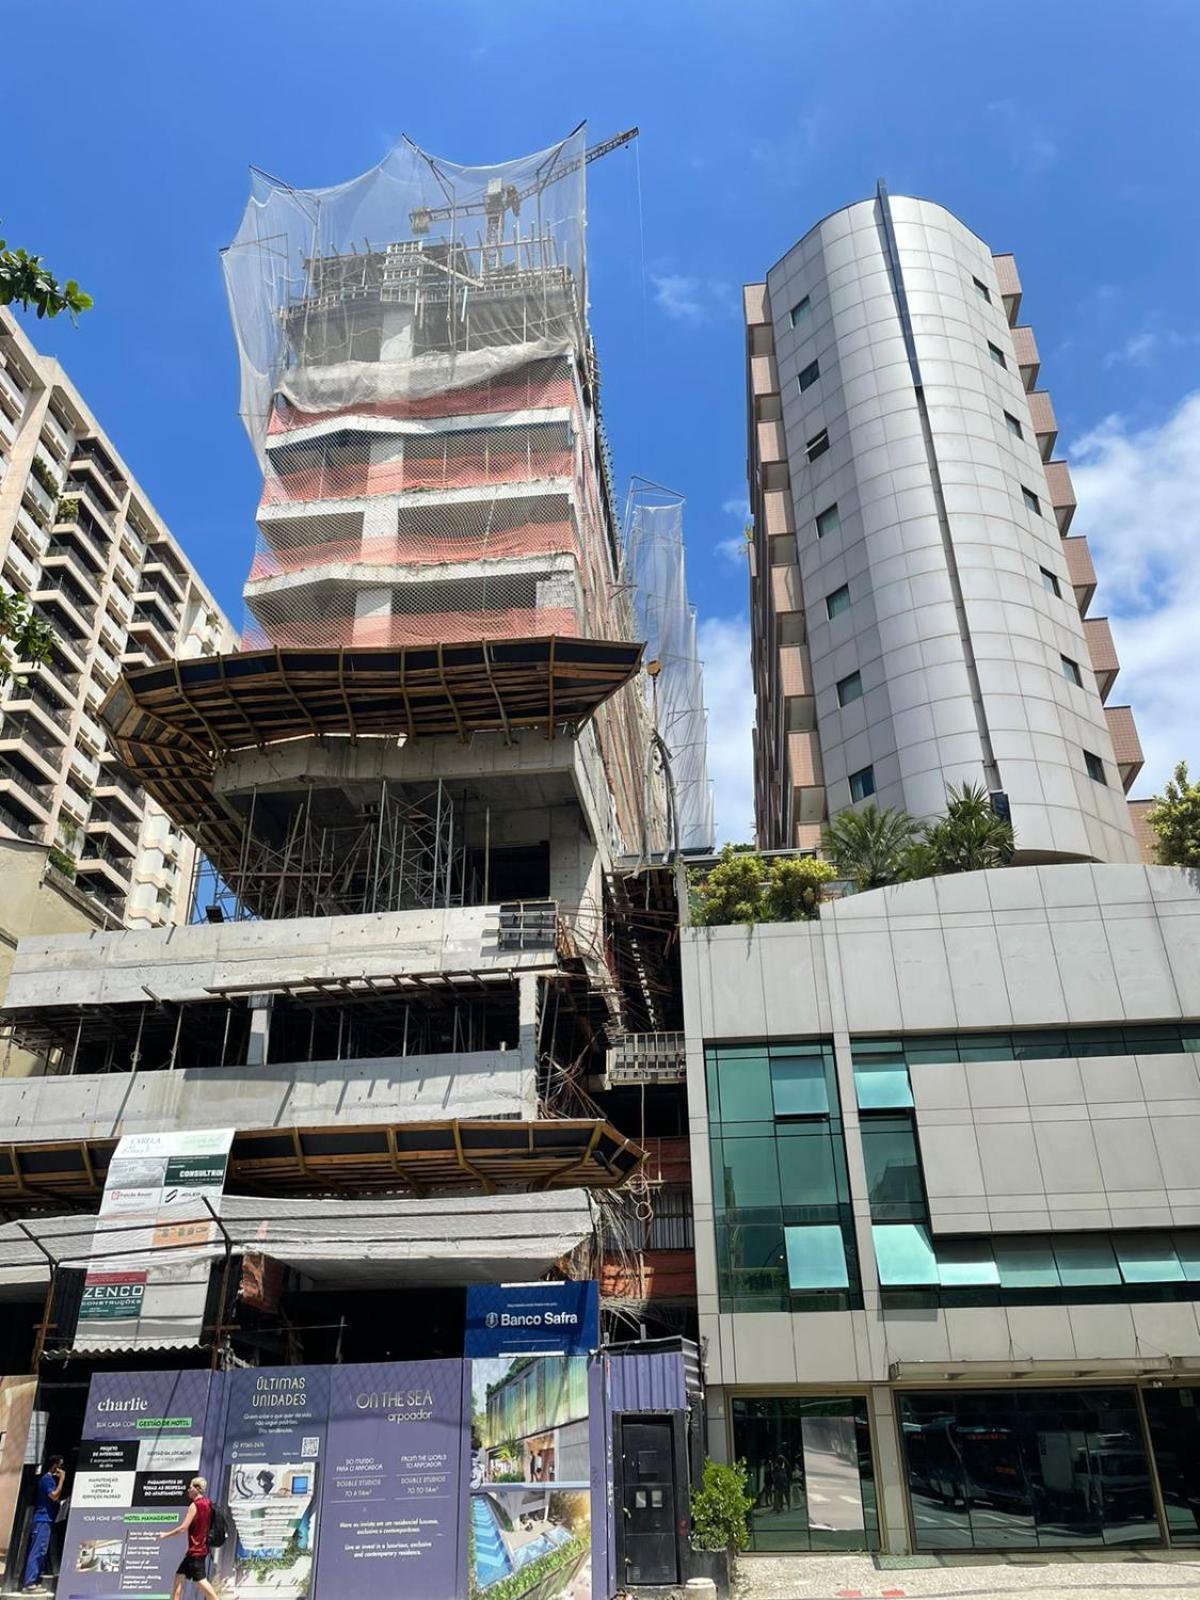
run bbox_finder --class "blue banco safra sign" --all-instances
[465,1281,598,1357]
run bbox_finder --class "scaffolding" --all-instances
[623,483,715,853]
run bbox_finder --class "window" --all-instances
[872,1223,938,1286]
[1061,655,1083,686]
[1053,1237,1121,1287]
[731,1396,879,1554]
[993,1239,1059,1289]
[816,502,840,539]
[899,1390,1157,1551]
[860,1119,925,1220]
[785,1225,849,1289]
[1114,1235,1184,1284]
[1039,565,1061,598]
[972,276,991,303]
[806,429,830,462]
[837,671,863,707]
[770,1052,830,1117]
[1004,411,1023,439]
[936,1240,1000,1288]
[789,295,811,328]
[826,583,851,620]
[987,341,1006,368]
[645,1187,695,1251]
[1084,749,1107,785]
[778,612,806,646]
[798,358,820,393]
[849,766,875,802]
[1022,485,1041,515]
[852,1045,913,1110]
[851,1023,1200,1069]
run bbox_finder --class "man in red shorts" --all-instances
[159,1476,219,1600]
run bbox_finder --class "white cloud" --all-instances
[650,272,734,326]
[716,536,747,565]
[1069,392,1200,795]
[987,100,1059,174]
[722,495,750,520]
[1103,326,1196,369]
[699,614,755,845]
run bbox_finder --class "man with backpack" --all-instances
[158,1476,225,1600]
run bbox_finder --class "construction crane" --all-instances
[409,128,639,246]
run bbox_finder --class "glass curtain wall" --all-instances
[705,1041,860,1311]
[899,1389,1158,1549]
[731,1396,879,1552]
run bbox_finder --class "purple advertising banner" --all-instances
[313,1361,466,1600]
[59,1370,214,1600]
[213,1365,330,1600]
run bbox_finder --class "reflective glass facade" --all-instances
[705,1042,860,1312]
[900,1389,1158,1549]
[731,1396,879,1551]
[1143,1387,1200,1545]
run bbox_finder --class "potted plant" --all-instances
[689,1458,752,1596]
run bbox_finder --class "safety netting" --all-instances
[221,130,652,851]
[623,487,715,853]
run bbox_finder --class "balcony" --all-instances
[42,544,101,604]
[1026,390,1058,461]
[99,611,125,655]
[13,507,47,560]
[95,765,144,820]
[1084,616,1120,701]
[992,252,1022,324]
[1063,536,1097,612]
[0,362,26,419]
[31,583,93,643]
[0,757,52,820]
[1105,705,1144,793]
[141,557,187,605]
[70,744,101,788]
[40,411,72,462]
[0,801,44,841]
[788,728,825,823]
[70,443,124,508]
[92,649,119,688]
[112,552,138,594]
[86,811,140,857]
[779,641,815,698]
[0,717,63,781]
[761,489,795,539]
[743,283,769,325]
[128,608,175,659]
[23,473,57,524]
[121,648,152,671]
[64,476,115,532]
[52,504,109,572]
[134,584,182,629]
[2,539,39,590]
[771,562,803,616]
[750,352,779,398]
[4,682,71,737]
[1012,325,1040,390]
[756,418,786,466]
[77,709,107,756]
[27,660,79,709]
[75,851,132,893]
[1044,459,1077,534]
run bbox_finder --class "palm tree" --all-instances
[902,782,1015,877]
[821,803,919,891]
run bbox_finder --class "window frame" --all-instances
[1061,655,1083,687]
[1004,410,1023,440]
[987,341,1007,369]
[1084,749,1107,785]
[849,766,876,802]
[815,502,840,539]
[797,358,821,394]
[836,670,863,708]
[789,295,811,328]
[1039,565,1062,598]
[1021,485,1042,515]
[806,429,830,463]
[825,583,851,620]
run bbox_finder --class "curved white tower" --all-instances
[746,189,1142,864]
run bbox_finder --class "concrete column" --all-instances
[246,992,274,1066]
[869,1385,911,1555]
[516,973,538,1069]
[705,1385,729,1464]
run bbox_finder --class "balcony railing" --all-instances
[64,477,115,531]
[42,543,102,601]
[2,540,39,589]
[70,444,124,505]
[0,802,41,841]
[0,757,52,811]
[96,765,144,815]
[4,682,72,732]
[0,363,26,416]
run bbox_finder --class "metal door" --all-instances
[618,1416,679,1585]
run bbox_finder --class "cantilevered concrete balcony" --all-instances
[1084,616,1119,701]
[743,282,769,325]
[1012,325,1040,390]
[1063,536,1097,612]
[757,418,786,465]
[761,489,794,538]
[750,352,779,397]
[992,252,1022,325]
[771,562,803,616]
[779,642,814,699]
[1105,704,1144,793]
[1027,390,1058,460]
[788,728,825,826]
[1044,459,1077,533]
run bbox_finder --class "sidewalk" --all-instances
[733,1548,1200,1600]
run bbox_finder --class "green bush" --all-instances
[47,846,76,878]
[690,1458,753,1556]
[691,846,835,926]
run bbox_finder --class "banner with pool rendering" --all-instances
[57,1294,601,1600]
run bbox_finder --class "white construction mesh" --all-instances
[623,486,715,853]
[221,130,651,852]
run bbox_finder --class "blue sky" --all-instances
[6,0,1198,841]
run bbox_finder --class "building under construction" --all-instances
[0,129,711,1596]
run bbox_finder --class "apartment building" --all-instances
[0,307,237,937]
[745,188,1143,863]
[680,193,1200,1559]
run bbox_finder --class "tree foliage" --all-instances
[0,231,92,321]
[691,846,835,926]
[690,1458,753,1556]
[1145,761,1200,867]
[0,589,55,687]
[822,802,919,891]
[903,782,1015,877]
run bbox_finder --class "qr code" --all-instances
[301,1437,319,1458]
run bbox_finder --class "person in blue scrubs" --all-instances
[23,1454,66,1593]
